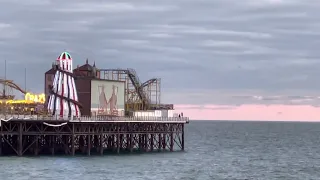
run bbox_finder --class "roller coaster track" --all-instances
[100,69,156,108]
[140,78,157,88]
[0,79,26,95]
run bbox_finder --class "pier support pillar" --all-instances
[100,134,104,155]
[162,133,166,150]
[138,134,141,151]
[117,133,120,154]
[120,134,123,151]
[150,134,154,152]
[0,122,2,156]
[170,126,174,152]
[71,135,75,156]
[0,126,2,156]
[71,124,75,156]
[182,124,185,151]
[34,136,39,156]
[0,136,2,156]
[87,127,91,156]
[144,134,148,152]
[129,133,133,153]
[126,134,130,151]
[18,122,23,156]
[87,135,91,156]
[158,134,161,152]
[51,136,55,156]
[111,135,115,151]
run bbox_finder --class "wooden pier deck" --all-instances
[0,115,189,156]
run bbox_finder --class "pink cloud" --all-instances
[175,104,320,121]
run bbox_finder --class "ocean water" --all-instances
[1,120,320,180]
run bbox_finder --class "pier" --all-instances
[0,51,190,156]
[0,116,189,156]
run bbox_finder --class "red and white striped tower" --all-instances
[47,52,80,118]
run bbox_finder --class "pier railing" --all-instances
[78,116,189,122]
[0,114,189,123]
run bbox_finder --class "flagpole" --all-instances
[24,67,27,92]
[4,60,6,96]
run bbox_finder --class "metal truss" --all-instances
[0,120,185,156]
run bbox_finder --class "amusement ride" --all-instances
[0,70,45,115]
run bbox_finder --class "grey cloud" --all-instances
[162,89,320,106]
[55,2,178,13]
[203,106,238,110]
[0,23,20,39]
[1,0,320,105]
[177,104,237,110]
[230,94,320,106]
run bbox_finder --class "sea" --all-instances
[1,120,320,180]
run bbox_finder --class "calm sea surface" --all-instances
[1,121,320,180]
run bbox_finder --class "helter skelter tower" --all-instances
[47,51,81,119]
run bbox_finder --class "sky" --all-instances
[1,0,320,120]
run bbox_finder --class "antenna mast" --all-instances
[5,60,6,81]
[24,67,27,92]
[3,60,6,98]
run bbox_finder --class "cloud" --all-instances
[246,0,294,6]
[147,24,273,39]
[147,33,178,38]
[163,89,320,107]
[0,23,20,39]
[55,2,177,13]
[231,94,320,105]
[175,104,238,110]
[1,0,320,113]
[201,40,246,48]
